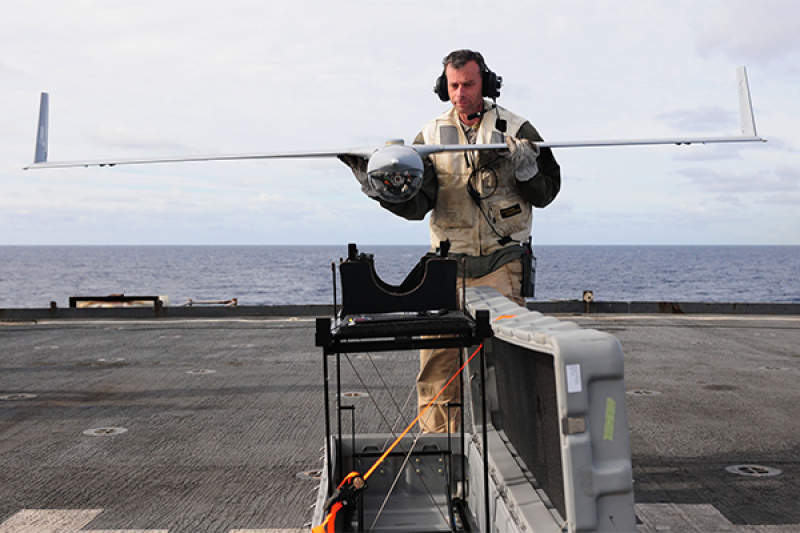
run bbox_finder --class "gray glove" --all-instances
[504,136,540,182]
[338,154,378,198]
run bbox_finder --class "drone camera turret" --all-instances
[366,141,425,203]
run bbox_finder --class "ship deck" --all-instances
[0,308,797,532]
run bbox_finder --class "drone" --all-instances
[24,67,765,203]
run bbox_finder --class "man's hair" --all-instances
[442,49,487,73]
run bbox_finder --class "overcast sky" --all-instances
[2,0,798,246]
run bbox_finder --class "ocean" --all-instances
[1,245,798,308]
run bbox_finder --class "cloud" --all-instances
[760,138,798,153]
[2,0,799,245]
[711,193,744,206]
[693,0,800,64]
[672,146,743,162]
[87,125,195,152]
[762,193,800,205]
[775,164,800,181]
[679,165,799,195]
[657,106,737,132]
[678,203,708,215]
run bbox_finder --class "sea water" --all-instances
[0,245,798,308]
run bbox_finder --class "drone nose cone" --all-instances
[366,142,425,204]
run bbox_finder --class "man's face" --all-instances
[446,60,483,118]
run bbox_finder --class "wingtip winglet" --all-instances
[32,92,50,166]
[736,67,758,138]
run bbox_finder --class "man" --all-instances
[342,50,560,432]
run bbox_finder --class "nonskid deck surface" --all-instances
[0,313,797,532]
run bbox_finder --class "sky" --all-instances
[1,0,798,246]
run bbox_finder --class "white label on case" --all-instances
[566,364,582,393]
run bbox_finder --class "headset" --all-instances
[434,63,503,102]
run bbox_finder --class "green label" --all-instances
[604,397,616,441]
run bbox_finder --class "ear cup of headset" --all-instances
[434,72,449,101]
[482,69,502,99]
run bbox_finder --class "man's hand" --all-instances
[338,154,378,198]
[504,136,540,181]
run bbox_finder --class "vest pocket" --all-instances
[431,206,475,229]
[432,180,476,229]
[488,201,530,235]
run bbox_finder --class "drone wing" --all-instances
[23,147,378,170]
[23,106,377,171]
[24,67,764,171]
[536,66,762,148]
[420,68,764,152]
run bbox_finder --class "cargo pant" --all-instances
[417,260,524,433]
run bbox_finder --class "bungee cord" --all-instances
[343,352,451,529]
[365,344,483,531]
[364,343,483,481]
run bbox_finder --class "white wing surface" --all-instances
[24,67,764,171]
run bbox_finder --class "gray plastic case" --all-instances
[465,286,636,533]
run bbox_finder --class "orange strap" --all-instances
[326,502,344,533]
[363,343,483,480]
[311,520,326,533]
[312,471,361,533]
[338,471,360,488]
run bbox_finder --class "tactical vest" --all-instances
[421,101,532,256]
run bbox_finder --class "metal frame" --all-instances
[314,310,492,532]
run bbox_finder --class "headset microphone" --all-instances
[466,104,507,133]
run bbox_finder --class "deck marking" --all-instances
[36,318,317,326]
[83,530,169,532]
[0,510,102,532]
[0,510,170,533]
[0,511,304,533]
[229,530,305,532]
[635,503,800,532]
[3,507,798,532]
